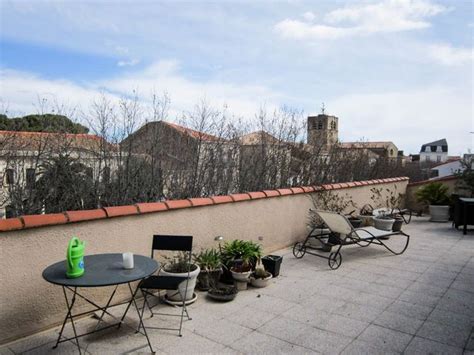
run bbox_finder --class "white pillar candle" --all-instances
[123,252,134,269]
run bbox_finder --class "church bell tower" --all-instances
[307,105,339,149]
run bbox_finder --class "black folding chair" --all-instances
[139,235,193,337]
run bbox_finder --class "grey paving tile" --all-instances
[227,306,278,330]
[160,331,226,354]
[313,313,370,338]
[258,316,311,343]
[332,302,383,322]
[295,326,353,354]
[373,310,424,335]
[398,289,441,308]
[231,330,317,354]
[404,336,463,355]
[406,282,448,297]
[340,339,399,355]
[363,283,405,299]
[351,291,394,310]
[299,294,346,313]
[416,320,471,348]
[246,294,298,316]
[426,308,473,330]
[191,317,253,347]
[385,300,433,321]
[357,324,413,352]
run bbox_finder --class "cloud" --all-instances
[275,0,447,40]
[0,61,282,120]
[117,59,140,67]
[328,86,472,155]
[428,43,473,66]
[302,11,316,22]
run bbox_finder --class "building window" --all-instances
[437,155,442,162]
[390,149,394,156]
[425,146,431,152]
[426,155,431,162]
[317,121,323,130]
[5,169,14,185]
[26,169,36,187]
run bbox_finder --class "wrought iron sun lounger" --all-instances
[293,210,410,270]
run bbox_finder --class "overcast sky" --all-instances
[0,0,472,155]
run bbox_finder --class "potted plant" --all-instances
[358,204,375,226]
[373,213,396,231]
[160,251,200,302]
[415,182,451,222]
[221,240,262,290]
[193,248,222,291]
[391,214,404,232]
[250,265,272,288]
[208,285,238,302]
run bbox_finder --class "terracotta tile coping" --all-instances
[0,177,409,232]
[407,175,458,187]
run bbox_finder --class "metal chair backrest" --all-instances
[315,210,354,236]
[151,235,193,258]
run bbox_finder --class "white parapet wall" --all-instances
[0,177,408,343]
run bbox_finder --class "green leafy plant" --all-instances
[163,251,198,273]
[415,182,450,206]
[221,240,262,272]
[193,248,222,271]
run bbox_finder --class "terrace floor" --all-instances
[2,217,473,354]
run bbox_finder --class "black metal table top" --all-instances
[459,198,474,203]
[42,253,158,287]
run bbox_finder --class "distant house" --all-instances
[430,159,462,179]
[419,139,448,163]
[0,130,115,218]
[338,141,399,159]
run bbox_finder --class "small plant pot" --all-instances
[261,255,283,277]
[160,265,200,302]
[208,286,238,302]
[230,269,252,282]
[348,217,362,228]
[197,269,222,291]
[250,272,272,288]
[358,215,374,227]
[234,280,248,291]
[374,217,395,232]
[429,205,450,222]
[392,218,403,232]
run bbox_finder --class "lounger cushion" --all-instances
[355,227,398,240]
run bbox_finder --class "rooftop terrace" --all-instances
[2,217,472,354]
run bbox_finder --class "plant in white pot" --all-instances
[250,263,272,288]
[221,240,262,290]
[160,252,200,302]
[373,212,396,232]
[415,182,451,222]
[193,248,222,291]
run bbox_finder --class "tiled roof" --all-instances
[0,130,114,151]
[0,177,410,232]
[163,122,222,142]
[339,141,395,149]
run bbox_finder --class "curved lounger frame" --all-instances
[293,210,410,270]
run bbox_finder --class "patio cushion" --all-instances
[354,227,397,240]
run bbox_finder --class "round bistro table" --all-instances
[43,253,158,354]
